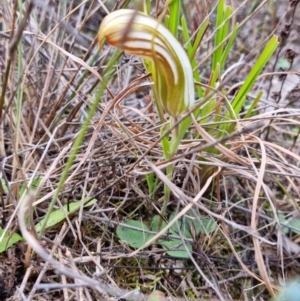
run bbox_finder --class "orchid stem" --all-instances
[159,116,179,230]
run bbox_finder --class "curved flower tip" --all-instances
[98,9,194,117]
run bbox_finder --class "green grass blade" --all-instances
[220,23,239,70]
[212,0,225,71]
[181,16,204,98]
[170,108,201,155]
[221,35,279,134]
[190,19,209,62]
[231,35,279,114]
[161,126,171,159]
[181,16,193,57]
[168,0,180,37]
[244,91,263,119]
[219,5,232,70]
[146,172,159,200]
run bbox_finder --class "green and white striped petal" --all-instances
[98,9,194,117]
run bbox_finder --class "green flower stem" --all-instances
[159,116,179,230]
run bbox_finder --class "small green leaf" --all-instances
[170,211,217,236]
[288,218,300,234]
[35,199,96,233]
[156,213,217,258]
[159,237,193,259]
[148,290,166,301]
[0,179,8,193]
[150,214,192,258]
[195,217,218,234]
[277,211,289,234]
[160,126,171,159]
[19,178,41,198]
[116,220,153,249]
[276,58,291,70]
[117,214,217,258]
[146,172,159,200]
[0,228,23,253]
[150,215,167,232]
[168,213,191,238]
[273,279,300,301]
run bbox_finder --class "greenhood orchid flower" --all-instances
[98,9,194,117]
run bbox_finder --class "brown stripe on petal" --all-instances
[98,9,194,116]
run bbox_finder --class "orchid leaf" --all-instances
[116,220,153,249]
[0,228,23,253]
